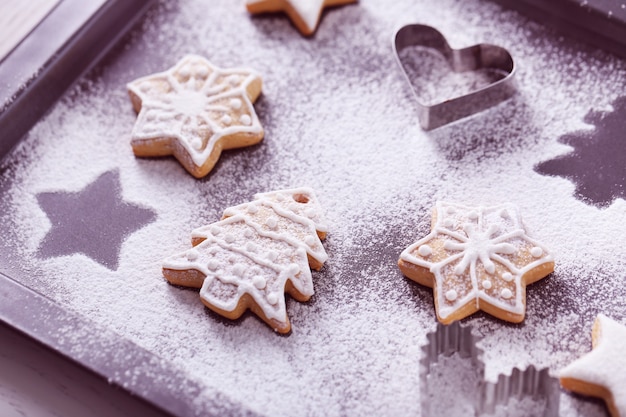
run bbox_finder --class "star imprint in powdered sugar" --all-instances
[399,202,554,324]
[37,170,156,270]
[127,55,264,178]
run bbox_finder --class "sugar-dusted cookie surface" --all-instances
[560,315,626,417]
[246,0,358,36]
[127,55,263,178]
[398,202,554,324]
[163,188,328,334]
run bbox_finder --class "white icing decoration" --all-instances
[445,289,458,301]
[207,259,218,271]
[443,218,454,228]
[266,216,278,229]
[417,245,432,257]
[500,288,513,299]
[230,98,242,109]
[186,250,199,261]
[530,246,543,257]
[267,293,279,305]
[191,138,203,150]
[221,115,232,125]
[399,202,554,322]
[162,187,328,331]
[468,211,479,220]
[127,55,263,170]
[240,114,252,125]
[252,276,266,289]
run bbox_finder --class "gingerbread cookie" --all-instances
[163,188,328,334]
[560,314,626,417]
[246,0,358,36]
[398,202,554,324]
[127,55,263,178]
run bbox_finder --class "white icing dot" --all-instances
[240,114,251,125]
[233,264,245,276]
[468,211,479,220]
[243,228,254,238]
[266,216,278,229]
[245,242,257,252]
[230,98,242,109]
[267,293,279,305]
[288,203,299,212]
[227,75,240,85]
[197,66,209,78]
[191,138,203,150]
[221,115,232,125]
[252,276,266,289]
[502,272,514,282]
[186,249,199,261]
[482,280,492,290]
[305,236,317,247]
[446,206,456,214]
[224,234,235,244]
[530,246,544,257]
[499,209,509,218]
[304,208,316,218]
[445,289,458,301]
[501,288,513,299]
[210,225,221,235]
[288,263,300,274]
[179,66,191,78]
[275,193,285,201]
[417,245,432,257]
[266,251,278,261]
[228,256,237,264]
[247,204,259,214]
[208,246,218,255]
[443,218,454,228]
[207,259,218,271]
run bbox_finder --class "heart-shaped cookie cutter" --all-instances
[393,24,517,130]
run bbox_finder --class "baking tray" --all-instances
[1,0,625,416]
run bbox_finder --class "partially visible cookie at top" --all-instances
[560,314,626,417]
[398,202,554,324]
[127,55,264,178]
[162,187,328,334]
[246,0,358,36]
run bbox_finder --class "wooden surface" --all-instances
[0,322,171,417]
[0,0,60,61]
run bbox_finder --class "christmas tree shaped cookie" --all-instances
[398,202,554,324]
[163,188,328,333]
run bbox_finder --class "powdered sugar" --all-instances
[1,0,625,416]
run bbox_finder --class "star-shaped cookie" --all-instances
[398,202,554,324]
[37,170,156,270]
[246,0,357,36]
[560,315,626,417]
[127,55,264,178]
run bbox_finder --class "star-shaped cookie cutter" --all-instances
[393,24,517,130]
[421,322,560,416]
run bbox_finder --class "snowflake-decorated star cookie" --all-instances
[163,188,328,334]
[398,202,554,324]
[560,315,626,417]
[127,55,264,178]
[246,0,358,36]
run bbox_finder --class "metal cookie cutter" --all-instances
[393,24,517,130]
[420,322,560,417]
